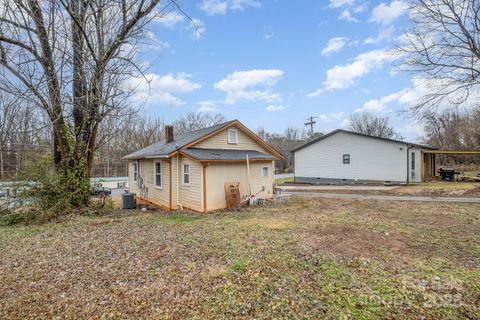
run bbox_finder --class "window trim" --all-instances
[154,160,163,189]
[262,166,270,177]
[182,162,190,186]
[343,154,350,165]
[227,128,238,144]
[133,161,139,184]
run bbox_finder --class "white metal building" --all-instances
[292,130,435,184]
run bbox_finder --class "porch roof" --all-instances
[181,148,278,162]
[422,150,480,155]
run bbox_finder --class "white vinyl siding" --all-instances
[194,125,269,153]
[294,131,423,183]
[205,161,274,211]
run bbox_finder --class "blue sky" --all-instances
[133,0,425,141]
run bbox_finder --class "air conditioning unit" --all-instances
[122,193,136,209]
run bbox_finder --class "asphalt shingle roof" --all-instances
[181,148,276,161]
[123,120,239,160]
[292,129,436,153]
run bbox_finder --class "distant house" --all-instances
[90,176,128,189]
[292,129,435,184]
[123,120,282,212]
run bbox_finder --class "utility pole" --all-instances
[304,116,317,135]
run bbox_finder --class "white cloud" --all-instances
[230,0,261,11]
[338,9,359,22]
[198,105,218,112]
[371,1,408,25]
[364,25,396,44]
[200,0,228,15]
[353,4,367,13]
[155,11,205,40]
[329,0,356,8]
[264,32,274,40]
[155,11,185,28]
[355,89,410,113]
[340,118,351,128]
[309,49,396,96]
[402,122,425,137]
[365,1,408,43]
[199,0,260,15]
[129,73,201,106]
[329,0,361,22]
[265,105,286,112]
[215,69,283,91]
[318,114,331,122]
[214,69,284,104]
[188,18,206,40]
[331,112,347,120]
[321,37,348,56]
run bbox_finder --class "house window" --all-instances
[262,166,270,177]
[154,161,162,188]
[228,129,238,144]
[133,161,139,183]
[343,154,350,164]
[411,152,415,170]
[183,163,190,185]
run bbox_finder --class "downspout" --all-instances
[176,153,180,209]
[406,145,413,185]
[246,154,251,195]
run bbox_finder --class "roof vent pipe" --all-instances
[165,125,174,143]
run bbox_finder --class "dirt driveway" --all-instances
[280,185,399,192]
[283,190,480,203]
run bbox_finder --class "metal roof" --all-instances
[181,148,277,161]
[123,120,236,160]
[292,129,436,153]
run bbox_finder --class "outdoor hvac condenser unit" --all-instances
[122,193,136,209]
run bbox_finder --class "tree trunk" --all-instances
[0,146,3,179]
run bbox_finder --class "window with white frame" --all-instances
[262,166,270,177]
[133,161,139,183]
[228,129,238,144]
[154,161,162,188]
[183,163,190,185]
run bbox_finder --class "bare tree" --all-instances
[0,92,51,179]
[173,112,226,135]
[399,0,480,113]
[94,112,164,177]
[423,108,480,149]
[0,0,179,205]
[349,112,402,139]
[257,127,308,173]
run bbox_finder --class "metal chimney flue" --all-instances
[165,125,174,143]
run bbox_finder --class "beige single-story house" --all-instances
[122,120,282,212]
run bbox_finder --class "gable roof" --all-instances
[123,119,282,160]
[291,129,436,153]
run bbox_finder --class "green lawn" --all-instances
[274,176,294,184]
[392,181,480,197]
[1,198,479,319]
